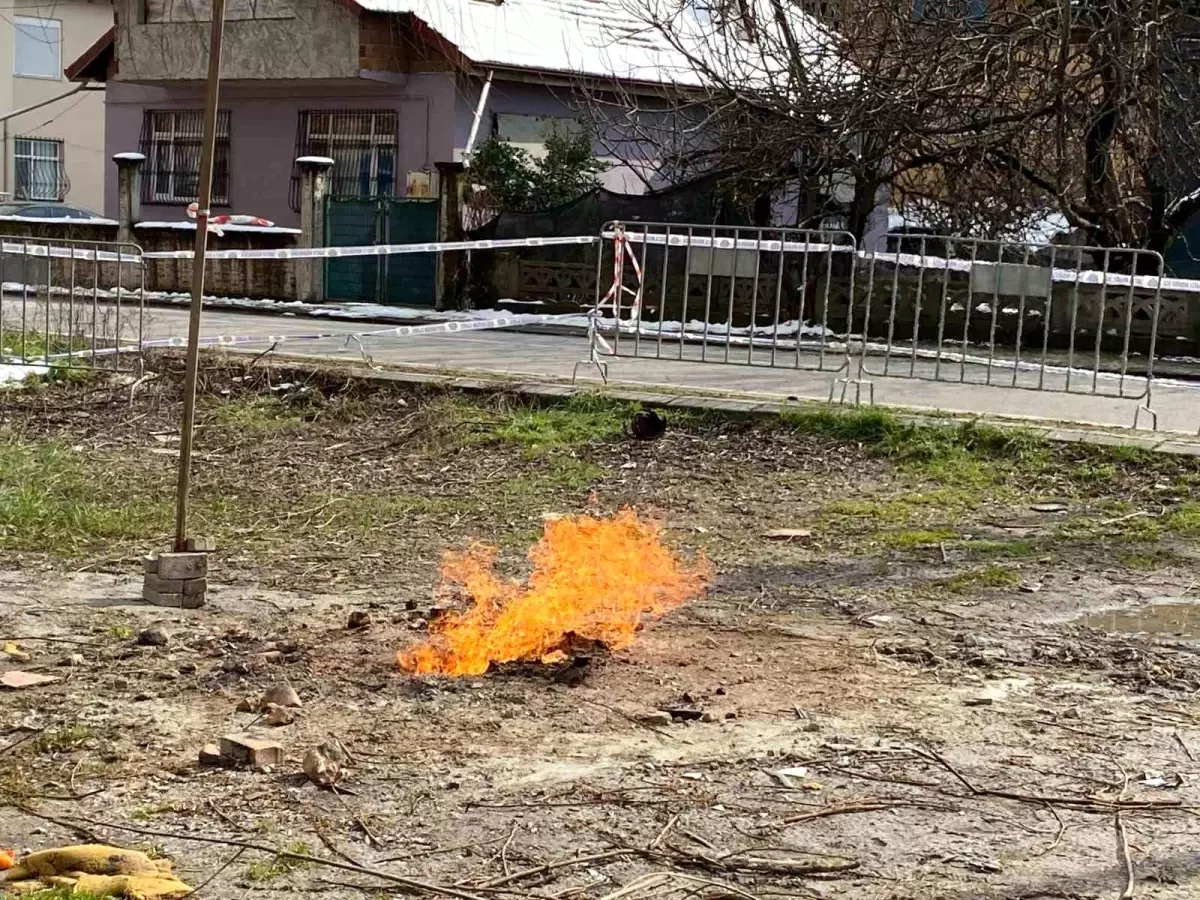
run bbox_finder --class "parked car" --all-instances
[0,201,105,220]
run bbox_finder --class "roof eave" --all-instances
[65,25,116,82]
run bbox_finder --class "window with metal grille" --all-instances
[138,110,231,205]
[14,137,68,201]
[290,110,398,211]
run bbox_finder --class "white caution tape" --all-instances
[2,239,141,264]
[141,234,599,261]
[138,330,338,349]
[864,249,1191,294]
[51,311,587,361]
[354,312,583,338]
[606,230,853,256]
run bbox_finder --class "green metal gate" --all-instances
[324,197,439,306]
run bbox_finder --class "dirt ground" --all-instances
[4,355,1200,900]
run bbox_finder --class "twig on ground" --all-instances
[378,835,509,865]
[316,828,368,868]
[773,797,938,827]
[597,872,769,900]
[0,724,50,757]
[1174,729,1195,762]
[333,785,382,847]
[205,799,243,832]
[649,814,681,851]
[0,636,97,647]
[676,829,718,852]
[1031,803,1067,858]
[183,847,246,897]
[914,746,1181,812]
[1115,812,1135,900]
[575,696,674,740]
[500,823,519,878]
[477,850,634,889]
[248,342,279,368]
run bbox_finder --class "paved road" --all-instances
[7,294,1200,434]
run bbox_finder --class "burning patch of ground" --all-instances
[399,509,710,676]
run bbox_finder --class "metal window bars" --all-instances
[139,110,232,206]
[288,109,400,212]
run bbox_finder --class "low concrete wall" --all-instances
[0,219,300,300]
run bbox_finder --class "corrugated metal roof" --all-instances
[357,0,836,86]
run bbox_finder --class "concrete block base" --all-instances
[143,549,211,608]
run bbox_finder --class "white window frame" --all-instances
[13,16,62,80]
[302,111,396,197]
[14,137,65,201]
[144,110,230,204]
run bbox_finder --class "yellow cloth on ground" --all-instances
[1,845,192,899]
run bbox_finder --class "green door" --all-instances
[324,198,381,304]
[324,197,440,307]
[382,199,439,307]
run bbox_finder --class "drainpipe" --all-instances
[462,69,493,168]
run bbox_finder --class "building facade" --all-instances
[0,0,112,212]
[68,0,820,228]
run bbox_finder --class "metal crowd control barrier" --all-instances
[853,236,1164,428]
[577,221,858,384]
[0,237,145,375]
[582,223,1167,429]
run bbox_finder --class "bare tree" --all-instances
[585,0,1200,257]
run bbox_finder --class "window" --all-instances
[496,114,583,160]
[14,16,62,79]
[14,138,67,201]
[913,0,987,23]
[290,110,398,210]
[138,110,231,205]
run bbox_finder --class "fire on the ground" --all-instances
[398,509,709,677]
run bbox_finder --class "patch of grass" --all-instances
[779,407,1048,488]
[245,841,312,883]
[822,499,915,525]
[104,624,135,640]
[878,527,957,549]
[489,395,635,452]
[32,723,90,754]
[1164,502,1200,536]
[205,396,307,430]
[1117,548,1176,570]
[0,438,171,552]
[958,538,1037,558]
[1,327,92,363]
[131,801,187,821]
[1115,517,1163,543]
[938,564,1022,594]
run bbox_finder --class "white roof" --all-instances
[355,0,842,87]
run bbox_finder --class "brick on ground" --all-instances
[145,574,207,595]
[155,552,207,581]
[142,587,206,610]
[219,734,283,771]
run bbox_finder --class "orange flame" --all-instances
[398,509,709,677]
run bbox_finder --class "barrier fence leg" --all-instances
[572,312,609,384]
[830,354,875,407]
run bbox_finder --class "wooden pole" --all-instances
[173,0,227,552]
